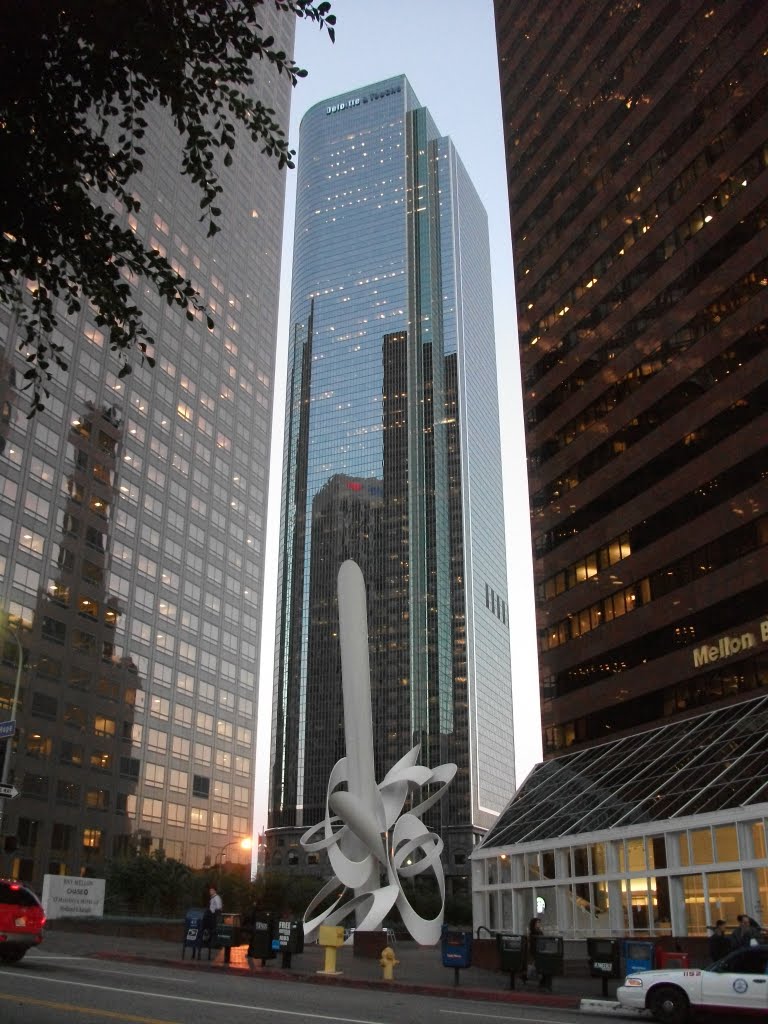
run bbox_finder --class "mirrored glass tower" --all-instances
[268,76,514,888]
[0,6,292,884]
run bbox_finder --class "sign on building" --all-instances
[42,874,105,919]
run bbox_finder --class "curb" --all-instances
[90,952,580,1008]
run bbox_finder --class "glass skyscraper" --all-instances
[0,7,292,884]
[268,76,514,888]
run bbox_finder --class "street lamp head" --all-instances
[214,835,253,865]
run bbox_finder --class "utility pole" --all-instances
[0,619,23,838]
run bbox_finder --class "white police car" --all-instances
[617,944,768,1022]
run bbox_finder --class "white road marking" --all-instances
[30,955,103,961]
[0,972,386,1024]
[440,1009,578,1022]
[30,958,213,985]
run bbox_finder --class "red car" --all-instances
[0,878,46,962]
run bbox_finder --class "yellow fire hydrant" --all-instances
[380,945,399,981]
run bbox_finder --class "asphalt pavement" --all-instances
[31,924,629,1012]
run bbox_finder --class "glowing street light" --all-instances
[214,836,252,866]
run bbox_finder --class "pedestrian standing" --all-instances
[196,884,223,955]
[242,899,265,973]
[528,917,552,991]
[208,884,223,918]
[708,920,730,962]
[730,913,760,949]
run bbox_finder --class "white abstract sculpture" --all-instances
[301,559,456,946]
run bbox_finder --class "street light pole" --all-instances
[0,624,24,837]
[214,836,252,869]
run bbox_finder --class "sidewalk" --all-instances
[35,924,626,1010]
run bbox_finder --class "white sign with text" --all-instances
[42,874,105,919]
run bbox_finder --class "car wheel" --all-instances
[0,948,27,963]
[649,984,689,1024]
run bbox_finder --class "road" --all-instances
[0,954,614,1024]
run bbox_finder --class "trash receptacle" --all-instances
[276,918,304,968]
[657,949,690,970]
[587,937,621,996]
[182,907,205,959]
[497,933,528,988]
[214,912,242,964]
[246,911,277,965]
[441,926,472,985]
[623,939,656,974]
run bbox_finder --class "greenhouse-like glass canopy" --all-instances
[480,694,768,849]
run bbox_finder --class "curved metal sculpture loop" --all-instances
[301,560,456,946]
[301,745,456,944]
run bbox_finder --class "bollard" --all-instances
[380,945,399,981]
[321,944,340,974]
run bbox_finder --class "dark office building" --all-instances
[268,77,514,884]
[494,0,768,756]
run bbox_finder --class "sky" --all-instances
[253,0,542,840]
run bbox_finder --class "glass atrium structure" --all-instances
[473,695,768,938]
[268,76,513,887]
[0,8,291,884]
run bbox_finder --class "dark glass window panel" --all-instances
[192,775,210,798]
[31,692,57,718]
[119,757,140,780]
[50,823,74,851]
